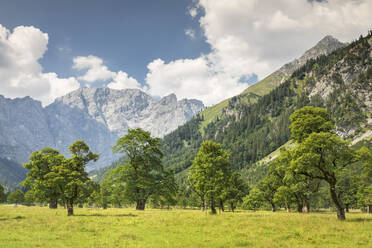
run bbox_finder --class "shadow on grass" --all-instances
[0,216,26,221]
[346,218,372,223]
[75,213,137,217]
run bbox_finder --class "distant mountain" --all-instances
[0,158,26,191]
[52,88,203,138]
[161,33,372,180]
[0,88,204,188]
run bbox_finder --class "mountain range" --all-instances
[0,88,204,189]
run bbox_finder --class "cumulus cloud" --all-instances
[73,55,115,83]
[145,57,248,106]
[107,71,141,90]
[0,24,80,105]
[197,0,372,77]
[73,55,141,90]
[145,0,372,106]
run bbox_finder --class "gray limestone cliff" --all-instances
[0,88,204,171]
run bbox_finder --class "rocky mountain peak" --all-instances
[316,35,343,47]
[160,93,177,105]
[274,35,347,80]
[300,35,345,62]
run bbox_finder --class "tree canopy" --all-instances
[289,106,334,143]
[111,128,170,210]
[7,189,24,206]
[22,140,99,216]
[23,147,65,208]
[189,141,232,214]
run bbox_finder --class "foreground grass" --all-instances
[1,206,372,247]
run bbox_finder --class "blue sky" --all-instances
[0,0,370,106]
[0,0,209,82]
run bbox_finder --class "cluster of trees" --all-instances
[101,129,178,210]
[189,141,249,214]
[243,107,372,220]
[0,141,99,214]
[21,141,99,215]
[5,129,180,215]
[2,107,371,221]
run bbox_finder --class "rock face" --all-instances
[0,88,204,170]
[49,88,204,137]
[0,95,54,163]
[277,35,346,79]
[255,36,347,93]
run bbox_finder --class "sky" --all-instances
[0,0,371,106]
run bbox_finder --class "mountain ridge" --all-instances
[0,87,204,189]
[199,35,347,132]
[161,32,372,180]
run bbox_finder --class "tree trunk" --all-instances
[201,196,206,211]
[230,202,235,213]
[297,202,303,213]
[367,205,372,214]
[296,196,303,213]
[67,199,74,216]
[304,196,310,213]
[285,202,290,212]
[304,179,311,213]
[219,199,225,212]
[210,197,216,214]
[271,202,276,212]
[136,199,146,210]
[49,196,58,209]
[329,184,345,220]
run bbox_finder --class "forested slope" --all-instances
[162,32,372,179]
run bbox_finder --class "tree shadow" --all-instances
[0,216,25,221]
[75,213,137,217]
[347,217,372,222]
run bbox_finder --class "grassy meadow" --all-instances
[1,205,372,247]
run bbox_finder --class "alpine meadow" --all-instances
[1,1,372,247]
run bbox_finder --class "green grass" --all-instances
[1,205,372,247]
[255,141,295,165]
[199,99,229,135]
[241,73,281,97]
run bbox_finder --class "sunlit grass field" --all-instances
[1,205,372,248]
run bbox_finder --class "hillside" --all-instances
[162,32,372,179]
[198,35,346,132]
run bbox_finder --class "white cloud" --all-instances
[73,55,115,83]
[107,71,141,90]
[73,55,141,90]
[185,29,196,39]
[0,24,80,106]
[145,57,248,106]
[144,0,372,106]
[197,0,372,77]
